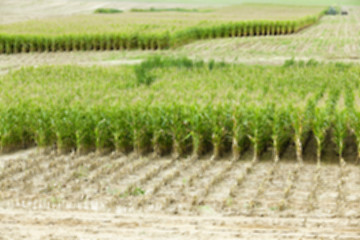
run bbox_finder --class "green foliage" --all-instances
[134,56,226,86]
[0,61,357,162]
[272,106,292,160]
[332,110,347,159]
[283,58,319,68]
[130,7,210,13]
[0,8,325,54]
[94,8,123,14]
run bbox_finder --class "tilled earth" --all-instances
[0,150,359,239]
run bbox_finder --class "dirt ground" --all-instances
[1,208,359,240]
[0,149,360,239]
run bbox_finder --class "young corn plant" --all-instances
[348,109,360,164]
[94,110,113,154]
[30,108,55,150]
[248,22,254,36]
[344,85,355,111]
[131,106,153,155]
[50,108,77,153]
[312,108,330,167]
[231,106,250,161]
[272,106,292,163]
[150,106,173,157]
[110,108,133,154]
[168,105,191,158]
[209,104,232,160]
[188,105,212,159]
[326,88,341,115]
[344,87,359,163]
[289,105,311,164]
[74,109,96,154]
[246,105,272,162]
[332,110,348,165]
[0,107,32,152]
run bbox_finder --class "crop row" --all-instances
[0,14,324,54]
[0,101,358,162]
[0,60,358,162]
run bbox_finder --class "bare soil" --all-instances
[0,150,359,239]
[1,208,359,240]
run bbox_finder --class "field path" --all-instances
[1,208,360,240]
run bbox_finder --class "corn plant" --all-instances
[169,105,191,158]
[0,59,356,160]
[231,105,250,161]
[289,103,312,164]
[108,108,133,154]
[312,108,330,166]
[150,106,173,156]
[0,107,31,152]
[50,108,77,153]
[332,110,347,165]
[30,108,54,149]
[188,105,212,159]
[74,109,96,154]
[0,7,325,54]
[272,106,292,162]
[131,106,153,155]
[348,110,360,163]
[209,104,232,160]
[94,110,113,153]
[246,105,272,162]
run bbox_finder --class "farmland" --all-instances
[0,4,325,53]
[1,60,360,163]
[1,6,359,72]
[1,151,360,239]
[1,0,360,239]
[1,61,360,239]
[179,6,360,63]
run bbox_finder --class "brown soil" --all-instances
[0,150,359,239]
[1,208,359,240]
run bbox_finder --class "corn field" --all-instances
[0,58,358,164]
[0,6,325,54]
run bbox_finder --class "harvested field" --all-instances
[0,150,360,239]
